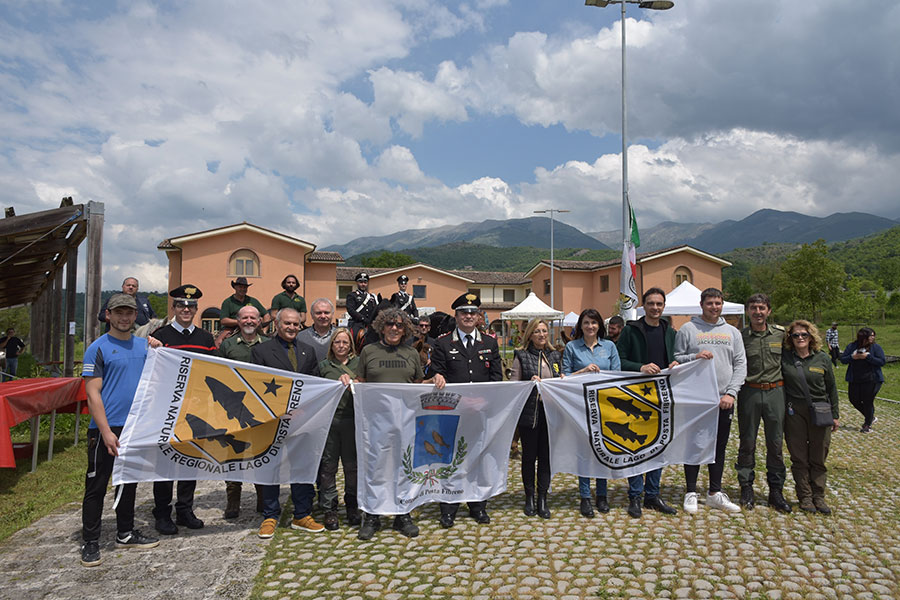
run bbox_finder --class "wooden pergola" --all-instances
[0,198,104,377]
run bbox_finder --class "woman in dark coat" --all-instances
[511,318,562,519]
[840,327,886,433]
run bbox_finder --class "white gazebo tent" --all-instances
[636,281,744,319]
[500,292,564,352]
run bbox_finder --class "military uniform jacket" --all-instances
[345,290,380,325]
[151,324,216,355]
[741,323,784,384]
[431,329,502,383]
[389,291,418,319]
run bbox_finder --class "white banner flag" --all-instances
[354,381,533,515]
[538,359,719,479]
[112,348,345,485]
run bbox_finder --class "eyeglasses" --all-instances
[790,332,810,339]
[418,323,430,328]
[386,322,405,329]
[174,303,196,310]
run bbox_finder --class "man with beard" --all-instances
[270,274,307,325]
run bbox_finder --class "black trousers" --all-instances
[520,406,551,495]
[847,381,881,427]
[82,427,138,542]
[153,480,197,517]
[685,407,733,494]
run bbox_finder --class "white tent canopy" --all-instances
[500,292,564,321]
[636,281,744,317]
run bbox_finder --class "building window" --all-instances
[543,279,550,295]
[229,249,260,277]
[503,289,515,303]
[338,285,353,298]
[413,285,426,299]
[200,307,220,334]
[525,288,531,296]
[599,275,609,292]
[673,266,693,287]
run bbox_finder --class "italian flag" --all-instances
[620,197,640,310]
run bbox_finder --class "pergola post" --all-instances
[83,201,104,347]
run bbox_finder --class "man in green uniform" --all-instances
[217,305,269,519]
[736,293,791,513]
[220,277,268,331]
[270,274,307,324]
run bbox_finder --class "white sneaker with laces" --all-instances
[683,492,698,514]
[707,491,741,513]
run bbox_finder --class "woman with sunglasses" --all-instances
[562,308,621,518]
[354,307,425,541]
[840,327,885,433]
[317,328,360,531]
[782,320,839,514]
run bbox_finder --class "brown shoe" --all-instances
[798,497,816,513]
[291,515,325,533]
[258,518,277,539]
[812,497,832,515]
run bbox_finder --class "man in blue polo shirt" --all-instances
[80,293,158,567]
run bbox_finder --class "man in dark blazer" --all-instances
[251,307,324,539]
[430,293,502,528]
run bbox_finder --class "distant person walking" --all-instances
[825,323,840,367]
[840,327,885,433]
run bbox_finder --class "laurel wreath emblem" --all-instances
[402,437,467,485]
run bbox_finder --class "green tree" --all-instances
[147,294,168,320]
[749,264,779,298]
[361,251,415,269]
[773,240,845,322]
[724,277,753,306]
[876,257,900,290]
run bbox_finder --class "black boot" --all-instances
[768,488,792,513]
[595,496,610,513]
[536,492,551,519]
[627,496,642,518]
[740,485,755,510]
[345,494,361,527]
[357,513,381,540]
[579,497,594,518]
[523,493,536,517]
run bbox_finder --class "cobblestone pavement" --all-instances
[1,398,898,600]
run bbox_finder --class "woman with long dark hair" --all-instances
[561,308,621,518]
[511,318,562,519]
[840,327,886,433]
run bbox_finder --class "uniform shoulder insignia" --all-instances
[773,324,785,331]
[437,331,451,339]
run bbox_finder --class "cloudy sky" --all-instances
[2,0,898,290]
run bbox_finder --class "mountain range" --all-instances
[328,210,898,258]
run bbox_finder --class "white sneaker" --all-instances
[683,492,698,514]
[707,491,741,513]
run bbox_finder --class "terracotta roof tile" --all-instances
[307,251,344,262]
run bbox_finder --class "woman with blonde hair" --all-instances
[317,328,360,530]
[782,320,839,514]
[511,318,562,519]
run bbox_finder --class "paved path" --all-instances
[2,398,899,599]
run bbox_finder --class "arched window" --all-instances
[673,266,693,287]
[229,249,260,277]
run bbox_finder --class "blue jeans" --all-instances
[1,357,17,382]
[260,483,314,520]
[578,477,607,499]
[627,468,662,499]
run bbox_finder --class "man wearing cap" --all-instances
[148,284,217,534]
[345,273,380,339]
[390,275,418,320]
[220,277,268,331]
[826,322,840,366]
[430,293,502,528]
[79,293,159,567]
[252,308,325,538]
[270,274,307,325]
[97,277,156,331]
[217,305,269,520]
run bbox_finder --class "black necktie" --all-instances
[183,328,191,339]
[465,334,473,351]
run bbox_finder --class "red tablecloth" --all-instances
[0,378,88,468]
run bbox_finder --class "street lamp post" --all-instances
[534,208,570,309]
[585,0,673,317]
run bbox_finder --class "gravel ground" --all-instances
[1,397,897,600]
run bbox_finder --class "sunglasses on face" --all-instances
[790,332,809,339]
[386,322,405,329]
[174,303,196,310]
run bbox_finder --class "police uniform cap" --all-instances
[355,272,369,282]
[451,292,481,312]
[397,275,409,284]
[107,293,137,311]
[170,284,203,305]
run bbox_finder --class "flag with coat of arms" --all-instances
[537,359,720,479]
[112,348,345,485]
[620,196,640,311]
[353,381,533,515]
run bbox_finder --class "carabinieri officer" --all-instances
[429,293,502,528]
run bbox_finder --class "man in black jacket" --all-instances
[97,277,156,330]
[345,273,380,339]
[389,274,418,320]
[251,308,324,539]
[430,293,502,528]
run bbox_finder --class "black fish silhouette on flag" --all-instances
[205,376,262,427]
[605,421,647,444]
[185,414,250,453]
[609,396,652,421]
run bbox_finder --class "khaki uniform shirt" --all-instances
[742,323,785,384]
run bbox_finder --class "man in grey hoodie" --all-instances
[674,287,747,514]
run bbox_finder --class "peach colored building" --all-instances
[159,223,729,331]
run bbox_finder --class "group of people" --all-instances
[78,272,885,567]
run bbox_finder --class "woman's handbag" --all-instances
[794,357,833,427]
